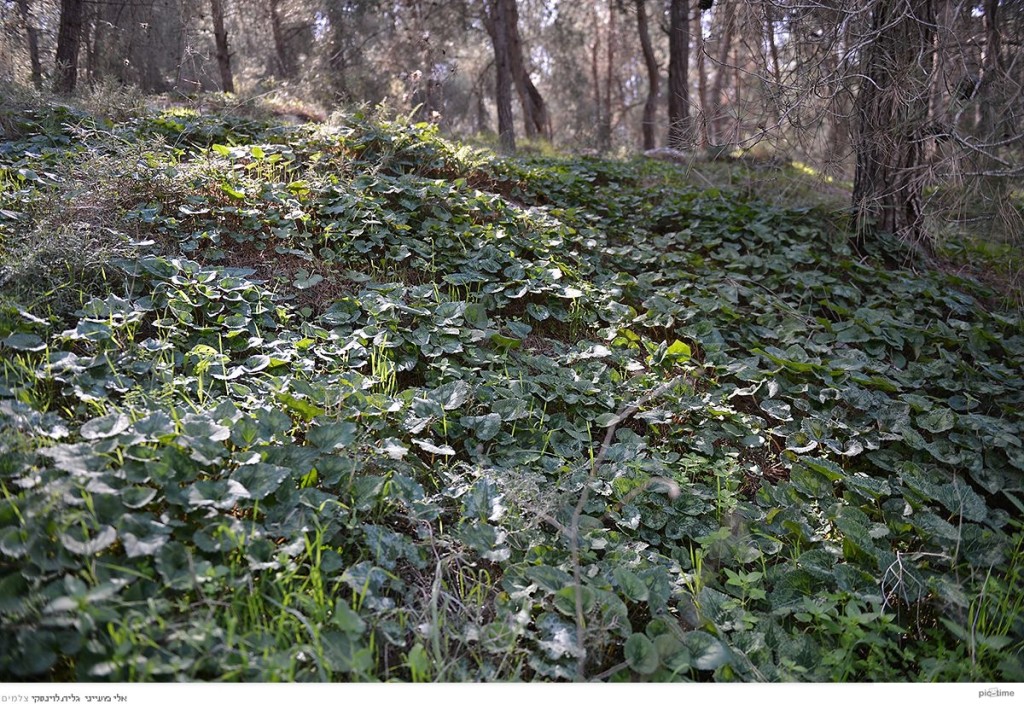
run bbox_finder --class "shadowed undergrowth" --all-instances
[0,103,1022,682]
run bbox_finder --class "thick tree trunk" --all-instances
[484,0,516,153]
[853,0,936,250]
[209,0,234,93]
[667,0,691,148]
[15,0,43,90]
[635,0,660,151]
[54,0,85,93]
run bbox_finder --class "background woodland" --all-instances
[2,0,1024,254]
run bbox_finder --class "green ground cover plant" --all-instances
[0,103,1022,682]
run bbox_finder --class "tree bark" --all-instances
[269,0,292,78]
[763,0,782,123]
[978,0,1003,136]
[506,0,550,140]
[590,19,603,148]
[695,3,708,148]
[635,0,660,151]
[210,0,234,93]
[15,0,43,90]
[325,2,348,97]
[667,0,691,148]
[601,0,616,150]
[708,1,735,144]
[483,0,516,152]
[853,0,937,250]
[54,0,85,93]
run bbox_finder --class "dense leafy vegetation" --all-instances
[1,104,1022,682]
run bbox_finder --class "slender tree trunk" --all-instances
[474,61,493,133]
[926,0,953,161]
[978,0,1003,136]
[209,0,234,93]
[594,2,614,151]
[983,0,1002,74]
[589,13,602,147]
[763,0,782,122]
[54,0,85,93]
[853,0,937,250]
[695,5,708,148]
[825,29,852,171]
[84,0,102,85]
[667,0,691,148]
[764,2,781,85]
[635,0,660,151]
[15,0,42,90]
[604,0,616,149]
[484,0,516,153]
[733,40,743,142]
[708,1,734,144]
[269,0,292,78]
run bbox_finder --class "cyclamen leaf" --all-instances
[464,303,489,328]
[472,413,502,441]
[231,463,290,500]
[666,339,692,361]
[80,413,131,440]
[308,421,358,450]
[1,333,45,351]
[613,567,650,602]
[624,634,660,674]
[917,408,956,434]
[60,526,117,556]
[430,380,472,410]
[331,598,366,634]
[554,585,595,617]
[760,398,792,421]
[684,631,732,671]
[410,438,455,456]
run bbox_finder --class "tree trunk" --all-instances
[853,0,937,250]
[54,0,85,94]
[763,0,782,123]
[635,0,660,151]
[15,0,43,90]
[325,2,348,97]
[210,0,234,93]
[484,0,516,153]
[695,4,708,148]
[269,0,292,78]
[592,4,612,152]
[667,0,691,148]
[590,22,603,148]
[708,1,735,145]
[764,2,781,85]
[601,0,616,150]
[506,0,549,140]
[978,0,1003,136]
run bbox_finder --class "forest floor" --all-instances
[1,92,1022,682]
